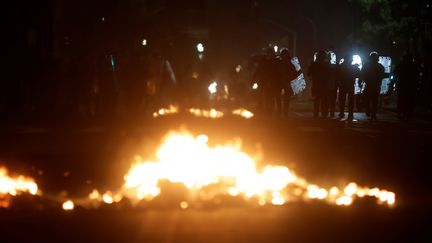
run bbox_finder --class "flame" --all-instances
[113,131,396,208]
[0,166,39,208]
[62,200,74,210]
[151,105,254,119]
[232,108,254,119]
[189,108,224,118]
[153,105,179,118]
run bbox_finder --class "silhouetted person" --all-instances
[337,54,360,120]
[308,50,332,118]
[394,53,422,121]
[253,48,280,115]
[279,49,302,117]
[361,52,385,120]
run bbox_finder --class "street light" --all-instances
[142,39,148,46]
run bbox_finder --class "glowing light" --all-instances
[189,108,224,118]
[116,130,396,208]
[273,45,279,53]
[102,191,114,204]
[142,39,147,46]
[152,105,179,118]
[232,109,254,119]
[344,182,358,196]
[352,55,362,70]
[180,201,189,209]
[271,191,285,205]
[336,196,353,206]
[192,72,199,79]
[62,200,74,210]
[0,167,38,198]
[88,189,101,200]
[197,43,205,53]
[208,82,217,94]
[252,83,259,90]
[235,65,242,73]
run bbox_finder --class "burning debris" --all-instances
[83,130,395,209]
[0,167,39,208]
[188,108,224,118]
[152,105,179,118]
[232,108,254,119]
[0,131,396,211]
[152,105,254,119]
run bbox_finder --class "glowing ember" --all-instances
[152,105,179,118]
[232,108,254,119]
[189,108,224,118]
[112,131,397,208]
[62,200,75,210]
[252,83,259,90]
[0,166,39,207]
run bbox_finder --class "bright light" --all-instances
[142,39,147,46]
[197,43,205,53]
[114,130,397,207]
[0,167,38,197]
[189,108,224,118]
[328,51,337,64]
[62,200,74,211]
[180,201,189,209]
[274,45,279,53]
[235,65,242,73]
[208,81,217,94]
[252,83,258,90]
[232,108,254,119]
[352,55,362,70]
[102,191,114,204]
[152,105,179,118]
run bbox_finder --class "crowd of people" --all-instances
[0,46,430,123]
[254,47,428,122]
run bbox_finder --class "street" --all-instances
[1,110,431,242]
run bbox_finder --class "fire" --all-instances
[152,105,179,118]
[114,131,396,208]
[62,200,74,210]
[152,105,254,119]
[0,166,39,208]
[232,108,254,119]
[189,108,224,118]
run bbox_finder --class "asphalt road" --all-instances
[1,111,431,242]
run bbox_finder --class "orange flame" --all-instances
[0,166,39,208]
[107,131,396,208]
[153,105,179,118]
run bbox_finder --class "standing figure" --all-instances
[337,54,360,120]
[279,49,303,117]
[308,50,332,118]
[361,52,385,120]
[394,53,422,121]
[253,48,280,115]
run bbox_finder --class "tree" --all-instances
[349,0,431,59]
